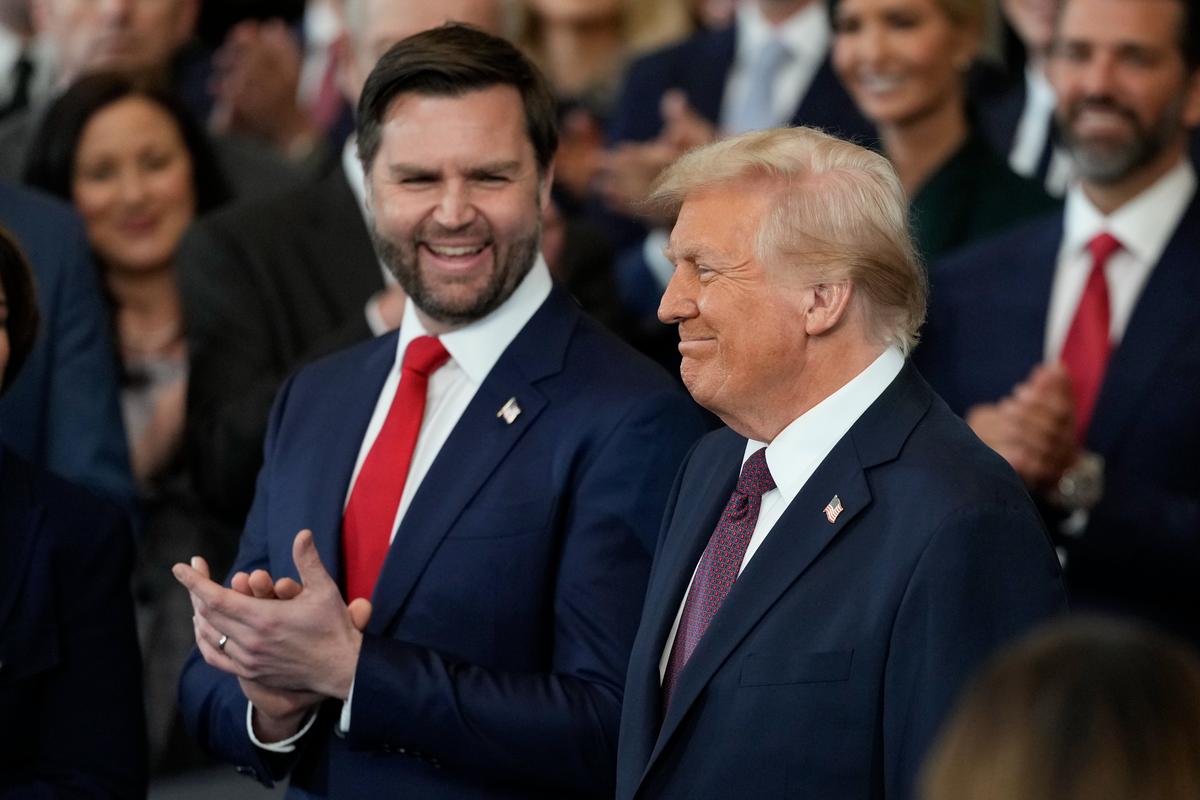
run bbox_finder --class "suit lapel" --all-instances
[298,335,397,583]
[638,366,932,788]
[366,288,578,634]
[1087,198,1200,453]
[623,435,741,773]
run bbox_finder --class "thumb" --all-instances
[292,529,333,588]
[348,598,373,632]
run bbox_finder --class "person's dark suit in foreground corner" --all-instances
[916,0,1200,649]
[0,224,146,798]
[615,126,1066,800]
[175,25,706,799]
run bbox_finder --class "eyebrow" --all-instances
[387,160,523,179]
[663,241,726,265]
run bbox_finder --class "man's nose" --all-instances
[658,266,699,325]
[432,182,477,230]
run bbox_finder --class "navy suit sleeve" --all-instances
[6,490,146,798]
[38,221,134,508]
[345,388,705,796]
[0,208,135,510]
[883,502,1066,800]
[177,372,302,786]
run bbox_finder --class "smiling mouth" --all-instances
[425,243,487,257]
[857,74,904,94]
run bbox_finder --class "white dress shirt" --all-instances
[658,346,906,681]
[1007,65,1072,197]
[0,29,53,111]
[1044,158,1196,361]
[719,0,830,133]
[250,255,553,752]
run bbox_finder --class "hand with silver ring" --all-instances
[218,634,229,652]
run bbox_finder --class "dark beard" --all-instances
[369,221,541,327]
[1057,94,1180,185]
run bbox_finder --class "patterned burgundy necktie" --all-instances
[662,447,776,712]
[1061,232,1121,441]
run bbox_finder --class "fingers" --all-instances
[348,598,372,632]
[292,529,335,590]
[191,609,245,678]
[274,577,303,601]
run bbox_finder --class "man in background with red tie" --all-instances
[174,25,705,799]
[613,126,1064,800]
[917,0,1200,647]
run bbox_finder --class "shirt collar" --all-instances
[1024,62,1056,112]
[1063,157,1196,266]
[395,255,553,385]
[743,346,905,503]
[735,0,829,68]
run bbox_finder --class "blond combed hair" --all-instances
[650,126,927,355]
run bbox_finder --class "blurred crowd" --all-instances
[0,0,1198,796]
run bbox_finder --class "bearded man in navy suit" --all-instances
[615,127,1065,800]
[175,25,705,799]
[917,0,1200,648]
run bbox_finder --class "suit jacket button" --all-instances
[235,765,255,777]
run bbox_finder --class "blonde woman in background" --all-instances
[922,618,1200,800]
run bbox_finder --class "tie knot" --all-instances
[1088,232,1122,265]
[402,335,450,377]
[736,447,776,496]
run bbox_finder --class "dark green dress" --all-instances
[909,129,1060,263]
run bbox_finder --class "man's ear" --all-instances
[1182,67,1200,130]
[803,280,854,337]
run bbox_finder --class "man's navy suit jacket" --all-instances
[178,285,707,798]
[616,364,1066,800]
[916,195,1200,647]
[0,447,145,797]
[0,182,134,507]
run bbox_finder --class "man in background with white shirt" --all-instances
[174,24,705,799]
[917,0,1200,647]
[615,126,1064,800]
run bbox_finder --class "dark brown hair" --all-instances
[0,224,40,393]
[356,23,558,177]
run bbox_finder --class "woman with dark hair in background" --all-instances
[831,0,1058,262]
[0,224,147,797]
[23,71,232,773]
[922,617,1200,800]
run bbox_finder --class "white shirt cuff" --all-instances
[246,701,318,753]
[338,679,355,735]
[642,229,675,292]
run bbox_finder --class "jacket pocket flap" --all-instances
[740,649,854,686]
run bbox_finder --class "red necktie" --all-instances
[662,448,775,712]
[1060,232,1121,441]
[342,336,450,602]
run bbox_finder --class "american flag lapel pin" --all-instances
[823,495,843,524]
[497,397,521,425]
